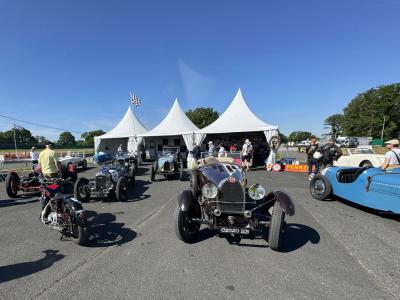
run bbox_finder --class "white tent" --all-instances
[199,88,279,163]
[94,106,147,155]
[138,99,202,158]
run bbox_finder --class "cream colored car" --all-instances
[334,148,385,168]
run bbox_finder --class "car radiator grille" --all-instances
[217,180,245,214]
[163,162,173,172]
[96,175,107,188]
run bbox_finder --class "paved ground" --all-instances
[0,163,399,300]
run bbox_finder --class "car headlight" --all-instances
[202,183,218,199]
[248,184,266,200]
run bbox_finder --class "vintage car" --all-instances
[59,154,88,170]
[310,166,400,214]
[174,157,295,251]
[150,146,183,181]
[5,164,77,198]
[73,155,135,202]
[94,152,113,164]
[334,148,385,168]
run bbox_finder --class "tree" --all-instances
[339,83,400,138]
[185,107,219,129]
[279,133,288,144]
[324,114,343,138]
[288,131,312,143]
[58,131,76,145]
[0,127,37,146]
[81,130,106,146]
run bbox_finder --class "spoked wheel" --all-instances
[74,178,90,202]
[310,174,332,200]
[116,177,128,202]
[268,201,285,251]
[174,202,201,243]
[63,203,86,245]
[360,160,373,168]
[5,172,20,198]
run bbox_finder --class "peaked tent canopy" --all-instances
[94,106,147,155]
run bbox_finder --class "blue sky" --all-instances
[0,0,399,141]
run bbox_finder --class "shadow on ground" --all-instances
[126,179,151,202]
[0,250,64,283]
[0,193,40,208]
[83,211,137,247]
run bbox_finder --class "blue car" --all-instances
[310,166,400,214]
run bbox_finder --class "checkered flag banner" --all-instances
[130,91,142,108]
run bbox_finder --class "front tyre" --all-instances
[174,202,200,243]
[81,159,87,169]
[268,201,285,251]
[64,202,86,245]
[310,174,332,200]
[150,166,156,182]
[116,177,128,202]
[5,172,20,198]
[74,178,91,202]
[360,160,373,168]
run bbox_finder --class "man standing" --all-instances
[38,142,61,178]
[218,143,227,158]
[381,139,400,170]
[241,139,252,171]
[208,141,215,157]
[117,144,123,154]
[192,143,201,160]
[318,138,342,169]
[30,146,39,171]
[305,138,319,179]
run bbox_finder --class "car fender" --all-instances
[65,197,87,226]
[178,189,195,212]
[266,190,295,216]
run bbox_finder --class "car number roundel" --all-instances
[272,163,282,172]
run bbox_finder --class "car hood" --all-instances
[199,163,244,187]
[158,155,174,166]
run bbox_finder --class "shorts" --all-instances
[242,155,250,162]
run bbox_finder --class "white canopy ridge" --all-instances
[140,98,199,137]
[200,88,278,134]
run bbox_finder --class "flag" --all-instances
[130,91,142,108]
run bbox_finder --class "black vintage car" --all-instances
[74,154,135,202]
[150,146,183,181]
[174,157,295,251]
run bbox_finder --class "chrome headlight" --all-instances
[202,183,218,199]
[248,184,266,200]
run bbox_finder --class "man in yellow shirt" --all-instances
[38,142,61,178]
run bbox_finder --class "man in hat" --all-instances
[30,146,39,171]
[208,141,215,157]
[318,138,342,170]
[38,142,61,178]
[381,139,400,170]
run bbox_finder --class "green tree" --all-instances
[279,133,288,144]
[324,114,343,138]
[0,127,37,145]
[288,131,312,143]
[81,130,105,146]
[340,83,400,138]
[58,131,76,145]
[185,107,219,129]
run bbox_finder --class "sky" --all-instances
[0,0,399,141]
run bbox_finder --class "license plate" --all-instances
[219,227,250,235]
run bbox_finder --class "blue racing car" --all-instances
[310,166,400,214]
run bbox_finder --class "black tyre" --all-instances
[150,166,156,182]
[5,172,20,198]
[74,178,91,202]
[310,174,332,200]
[189,171,198,196]
[129,167,135,186]
[116,177,128,202]
[81,159,87,169]
[133,162,138,173]
[61,164,69,179]
[268,201,285,251]
[174,201,201,243]
[360,160,373,168]
[64,202,86,245]
[179,163,184,181]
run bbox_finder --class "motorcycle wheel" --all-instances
[5,172,20,198]
[64,202,86,245]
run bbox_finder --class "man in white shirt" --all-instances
[218,143,227,158]
[241,139,252,171]
[30,146,39,171]
[381,139,400,170]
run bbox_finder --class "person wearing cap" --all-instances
[318,138,342,169]
[208,141,215,157]
[38,142,61,178]
[29,146,39,171]
[381,139,400,170]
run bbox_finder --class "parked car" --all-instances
[334,148,385,168]
[94,152,113,164]
[5,164,77,198]
[150,146,183,181]
[310,166,400,214]
[337,137,359,148]
[59,155,87,170]
[174,157,295,251]
[74,156,135,202]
